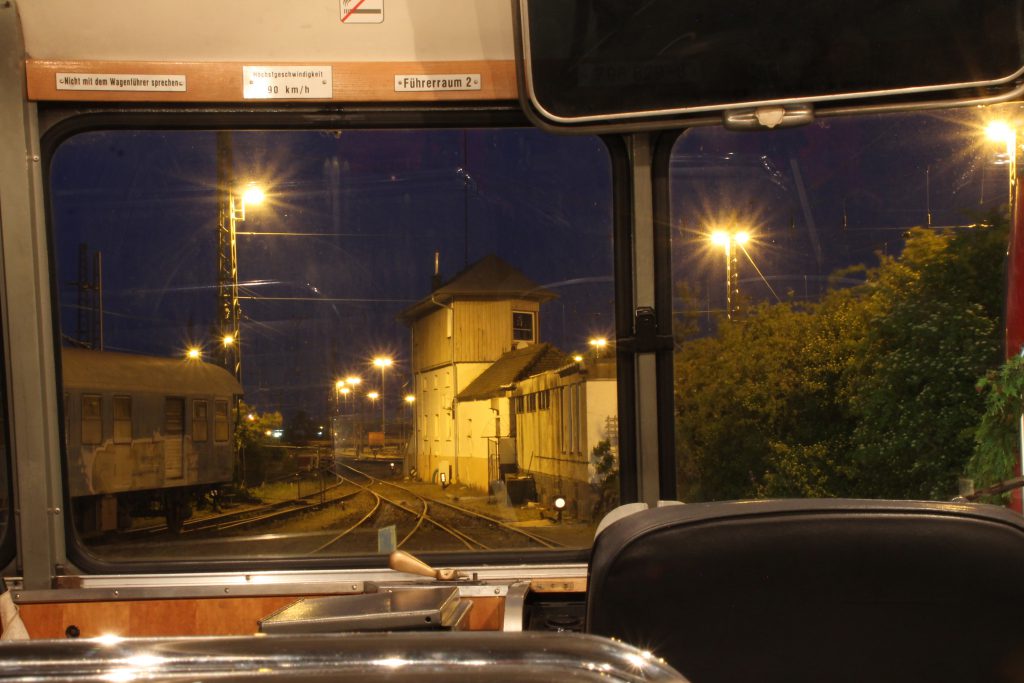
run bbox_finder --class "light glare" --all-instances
[986,121,1015,145]
[241,185,265,206]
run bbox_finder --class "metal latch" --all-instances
[618,307,673,354]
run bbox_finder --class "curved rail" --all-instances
[329,461,565,552]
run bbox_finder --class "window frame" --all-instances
[38,105,633,578]
[213,399,229,443]
[81,393,103,446]
[112,395,132,444]
[192,399,209,443]
[512,310,535,342]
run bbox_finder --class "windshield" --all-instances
[49,125,616,564]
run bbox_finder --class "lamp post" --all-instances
[373,357,393,446]
[710,229,750,320]
[218,180,264,382]
[588,337,608,358]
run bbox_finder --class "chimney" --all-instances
[431,250,442,290]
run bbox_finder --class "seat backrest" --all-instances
[586,499,1024,683]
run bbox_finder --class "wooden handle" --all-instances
[388,550,439,579]
[388,550,464,580]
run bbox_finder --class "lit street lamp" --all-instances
[373,357,393,446]
[588,337,608,358]
[710,229,750,320]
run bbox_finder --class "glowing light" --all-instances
[554,496,567,510]
[710,230,730,247]
[986,121,1015,146]
[241,184,265,206]
[373,356,394,368]
[247,413,256,421]
[345,375,362,386]
[367,391,380,400]
[335,379,346,391]
[589,337,608,349]
[265,429,273,436]
[573,354,584,362]
[404,394,416,404]
[95,633,123,645]
[340,387,351,396]
[734,231,750,245]
[186,347,201,360]
[222,334,235,346]
[102,670,136,683]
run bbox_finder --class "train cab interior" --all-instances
[3,1,1024,681]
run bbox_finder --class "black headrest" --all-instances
[587,499,1024,683]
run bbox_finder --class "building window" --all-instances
[82,394,102,445]
[193,400,209,442]
[214,400,229,442]
[113,395,132,444]
[512,311,535,341]
[539,390,550,411]
[527,393,537,412]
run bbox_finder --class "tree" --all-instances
[235,401,283,487]
[676,217,1007,502]
[844,226,1005,499]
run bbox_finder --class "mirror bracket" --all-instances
[722,104,815,131]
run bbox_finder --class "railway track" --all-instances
[307,462,564,554]
[112,459,566,556]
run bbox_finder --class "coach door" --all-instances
[163,397,185,479]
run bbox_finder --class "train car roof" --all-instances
[61,347,243,397]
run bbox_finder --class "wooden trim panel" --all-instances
[26,59,518,103]
[14,595,505,638]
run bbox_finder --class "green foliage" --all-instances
[235,401,283,487]
[967,355,1024,489]
[676,217,1008,502]
[592,439,619,516]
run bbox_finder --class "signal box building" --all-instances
[400,256,618,516]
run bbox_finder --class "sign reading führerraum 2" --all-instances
[395,74,482,92]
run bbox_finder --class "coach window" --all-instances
[213,400,229,443]
[193,400,209,442]
[49,122,614,565]
[670,107,1013,505]
[112,396,132,444]
[81,394,102,445]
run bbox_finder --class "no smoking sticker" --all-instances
[340,0,383,23]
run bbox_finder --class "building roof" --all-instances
[62,347,243,396]
[457,342,569,401]
[399,254,556,324]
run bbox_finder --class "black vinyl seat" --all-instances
[586,499,1024,683]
